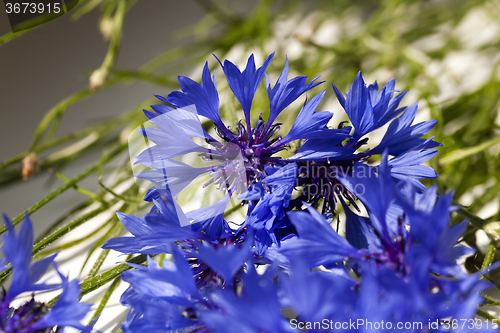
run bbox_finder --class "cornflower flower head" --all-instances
[281,260,495,332]
[103,188,257,289]
[280,153,471,275]
[133,53,349,225]
[276,154,494,330]
[280,73,440,215]
[120,249,292,333]
[0,214,91,333]
[105,52,494,331]
[338,153,473,279]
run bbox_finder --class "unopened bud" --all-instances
[21,153,38,180]
[90,68,108,91]
[99,18,114,40]
[484,222,500,242]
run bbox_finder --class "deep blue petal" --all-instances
[265,58,323,135]
[219,53,274,127]
[280,91,351,144]
[166,62,229,134]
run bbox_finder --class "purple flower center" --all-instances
[0,291,50,333]
[204,117,288,194]
[294,160,359,214]
[182,227,248,289]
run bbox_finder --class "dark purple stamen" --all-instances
[205,118,289,194]
[0,289,50,333]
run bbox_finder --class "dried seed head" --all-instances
[21,153,38,180]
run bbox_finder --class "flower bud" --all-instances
[21,153,38,180]
[89,68,108,91]
[484,222,500,243]
[99,17,114,40]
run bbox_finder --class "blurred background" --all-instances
[1,0,500,331]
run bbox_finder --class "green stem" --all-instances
[28,82,117,152]
[477,309,500,322]
[0,143,127,235]
[457,207,488,229]
[35,201,94,243]
[33,218,113,259]
[0,29,30,47]
[48,254,149,307]
[98,180,137,203]
[440,137,500,166]
[81,222,120,277]
[481,243,496,279]
[80,254,149,297]
[104,0,126,69]
[224,203,243,217]
[0,39,206,175]
[84,202,145,278]
[51,169,108,206]
[45,111,64,142]
[0,99,145,174]
[32,200,120,256]
[87,249,111,281]
[483,295,500,307]
[82,199,145,278]
[87,277,122,325]
[90,0,126,90]
[0,268,12,286]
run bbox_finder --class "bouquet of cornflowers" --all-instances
[98,54,494,332]
[1,52,497,332]
[2,0,500,332]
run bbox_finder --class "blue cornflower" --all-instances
[134,53,346,221]
[120,251,202,333]
[200,261,292,333]
[111,155,492,332]
[280,260,357,326]
[281,260,495,332]
[275,154,493,330]
[109,55,492,331]
[120,247,292,333]
[339,153,473,278]
[287,72,440,216]
[280,153,471,277]
[103,188,256,289]
[0,214,91,333]
[277,202,367,268]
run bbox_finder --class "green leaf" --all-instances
[49,254,150,307]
